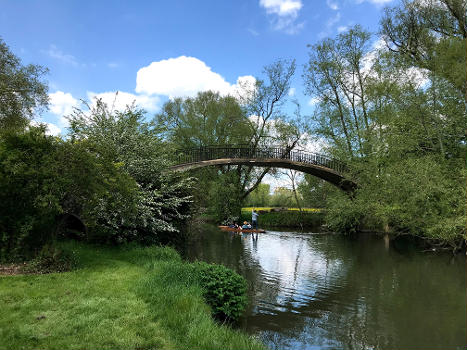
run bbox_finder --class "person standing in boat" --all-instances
[252,209,259,230]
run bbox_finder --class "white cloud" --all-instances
[43,122,61,136]
[44,45,80,67]
[230,75,257,102]
[260,0,302,16]
[355,0,393,4]
[31,120,62,136]
[326,0,339,10]
[87,91,160,112]
[337,25,348,33]
[49,91,80,126]
[288,87,296,97]
[107,62,119,69]
[136,56,256,100]
[136,56,230,98]
[308,97,320,106]
[259,0,304,34]
[405,67,430,88]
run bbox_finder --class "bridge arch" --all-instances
[169,146,357,193]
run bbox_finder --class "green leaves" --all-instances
[0,37,49,133]
[193,262,248,321]
[68,98,193,245]
[304,4,466,248]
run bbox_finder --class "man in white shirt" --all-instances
[252,209,259,229]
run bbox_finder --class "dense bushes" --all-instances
[325,156,466,249]
[240,210,325,228]
[193,262,247,321]
[0,127,81,261]
[24,243,79,274]
[69,101,193,246]
[0,103,194,261]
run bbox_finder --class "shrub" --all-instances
[240,210,324,228]
[193,262,247,321]
[24,244,78,274]
[0,127,63,261]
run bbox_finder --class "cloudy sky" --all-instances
[1,0,394,189]
[1,0,395,132]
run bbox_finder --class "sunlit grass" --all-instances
[0,242,264,350]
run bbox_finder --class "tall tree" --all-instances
[303,8,466,248]
[0,38,49,133]
[236,59,302,200]
[303,26,374,159]
[156,60,300,219]
[381,0,466,97]
[157,91,251,147]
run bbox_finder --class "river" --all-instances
[182,225,466,350]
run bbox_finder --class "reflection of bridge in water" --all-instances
[169,145,357,193]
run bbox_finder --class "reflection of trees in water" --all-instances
[184,226,466,350]
[184,227,286,325]
[262,233,466,349]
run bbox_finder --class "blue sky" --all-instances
[1,0,395,136]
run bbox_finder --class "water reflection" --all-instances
[183,225,466,350]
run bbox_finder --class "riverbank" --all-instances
[0,242,265,350]
[240,208,325,228]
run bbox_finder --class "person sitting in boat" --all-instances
[229,222,240,229]
[242,221,252,229]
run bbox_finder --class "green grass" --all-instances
[0,242,265,350]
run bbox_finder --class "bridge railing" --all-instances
[174,145,348,174]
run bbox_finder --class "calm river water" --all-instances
[183,225,466,350]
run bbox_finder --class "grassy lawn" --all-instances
[0,243,264,350]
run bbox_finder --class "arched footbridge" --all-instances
[169,145,357,193]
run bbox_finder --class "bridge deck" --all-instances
[169,146,356,192]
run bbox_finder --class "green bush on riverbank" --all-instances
[0,243,265,350]
[240,209,325,228]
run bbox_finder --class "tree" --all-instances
[245,183,271,207]
[156,60,301,220]
[298,175,338,208]
[303,26,374,160]
[239,59,302,200]
[69,99,193,245]
[157,91,251,147]
[156,91,251,219]
[380,0,467,157]
[270,187,295,207]
[0,37,49,132]
[0,126,114,260]
[303,14,466,249]
[380,0,466,97]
